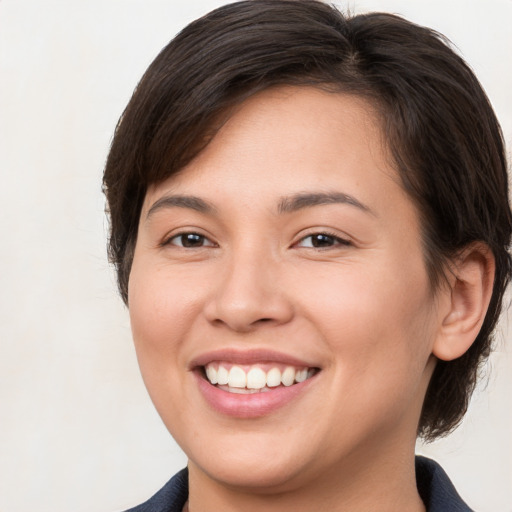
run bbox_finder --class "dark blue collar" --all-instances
[123,468,188,512]
[416,456,473,511]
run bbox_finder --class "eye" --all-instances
[295,232,351,248]
[166,232,215,248]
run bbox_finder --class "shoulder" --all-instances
[122,468,189,512]
[415,456,474,512]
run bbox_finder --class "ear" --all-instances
[432,243,495,361]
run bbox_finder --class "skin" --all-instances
[128,87,492,511]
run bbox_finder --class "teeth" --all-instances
[228,366,246,388]
[295,368,308,383]
[205,365,218,384]
[247,367,266,389]
[204,363,315,390]
[217,365,229,385]
[281,366,295,386]
[266,367,281,387]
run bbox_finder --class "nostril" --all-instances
[213,316,274,327]
[204,287,295,331]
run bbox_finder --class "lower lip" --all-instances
[194,371,316,418]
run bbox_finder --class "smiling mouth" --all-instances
[202,362,319,394]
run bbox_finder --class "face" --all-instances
[129,87,442,492]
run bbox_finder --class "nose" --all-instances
[204,248,294,332]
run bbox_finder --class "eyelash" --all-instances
[164,232,216,248]
[294,231,351,249]
[163,231,351,250]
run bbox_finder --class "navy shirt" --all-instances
[124,456,473,511]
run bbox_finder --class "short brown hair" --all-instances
[103,0,511,440]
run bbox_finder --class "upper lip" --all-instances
[190,348,319,369]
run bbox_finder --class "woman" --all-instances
[103,1,511,510]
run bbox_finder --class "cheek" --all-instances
[127,258,211,427]
[128,259,202,367]
[294,255,436,387]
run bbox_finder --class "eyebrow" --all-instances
[146,195,217,219]
[277,192,375,216]
[146,191,374,220]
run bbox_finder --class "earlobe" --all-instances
[432,243,495,362]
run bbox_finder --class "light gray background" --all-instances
[1,1,511,511]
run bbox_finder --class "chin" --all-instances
[190,452,312,493]
[172,422,315,491]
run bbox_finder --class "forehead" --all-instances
[148,86,396,195]
[143,86,398,209]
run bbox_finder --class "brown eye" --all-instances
[168,232,214,248]
[296,233,350,248]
